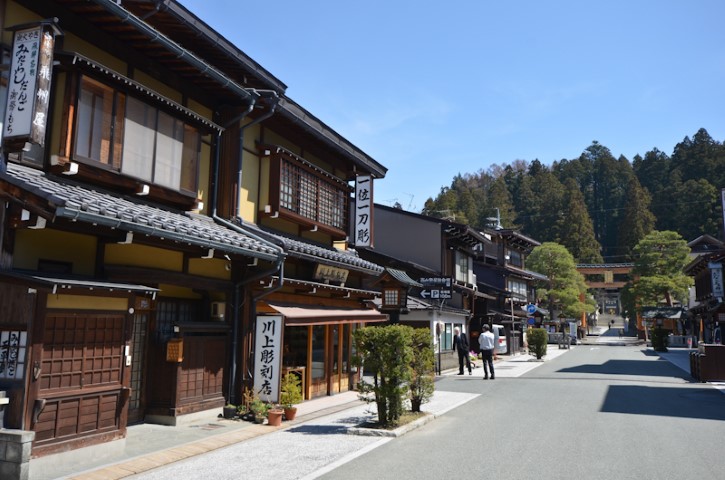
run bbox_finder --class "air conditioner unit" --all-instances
[211,302,226,320]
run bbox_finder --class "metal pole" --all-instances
[510,298,517,355]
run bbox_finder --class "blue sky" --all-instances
[181,0,725,212]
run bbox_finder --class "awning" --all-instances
[265,303,388,326]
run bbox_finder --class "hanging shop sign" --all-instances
[254,315,282,402]
[314,264,349,285]
[709,262,723,299]
[354,175,373,248]
[2,23,58,149]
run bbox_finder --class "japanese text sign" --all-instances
[3,25,55,147]
[254,315,282,402]
[354,175,373,247]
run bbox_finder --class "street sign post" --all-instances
[419,277,452,300]
[526,304,537,315]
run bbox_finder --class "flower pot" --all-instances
[283,406,297,421]
[222,406,236,419]
[267,408,284,426]
[253,414,266,424]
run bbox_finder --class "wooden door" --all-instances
[34,312,127,450]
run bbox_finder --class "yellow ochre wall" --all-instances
[14,230,96,275]
[47,294,129,311]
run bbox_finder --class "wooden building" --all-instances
[0,0,387,459]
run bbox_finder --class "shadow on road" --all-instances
[557,359,690,380]
[601,385,725,421]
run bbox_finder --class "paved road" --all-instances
[318,346,725,480]
[123,346,725,480]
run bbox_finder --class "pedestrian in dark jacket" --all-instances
[453,327,471,375]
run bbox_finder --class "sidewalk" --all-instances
[32,346,573,480]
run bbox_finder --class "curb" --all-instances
[347,412,436,437]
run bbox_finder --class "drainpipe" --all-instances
[233,90,280,219]
[210,94,284,403]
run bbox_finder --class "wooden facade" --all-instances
[0,0,387,460]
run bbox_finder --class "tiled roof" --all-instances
[248,226,384,274]
[1,164,282,261]
[386,268,423,287]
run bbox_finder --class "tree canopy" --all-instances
[422,128,725,260]
[526,242,596,320]
[630,230,693,306]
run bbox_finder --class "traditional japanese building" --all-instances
[0,0,387,462]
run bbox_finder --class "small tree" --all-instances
[527,242,596,321]
[353,325,413,427]
[527,328,548,359]
[279,372,303,408]
[409,328,435,412]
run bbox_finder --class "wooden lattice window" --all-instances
[275,152,349,232]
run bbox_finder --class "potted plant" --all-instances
[222,403,237,419]
[279,372,303,421]
[266,405,284,426]
[249,396,269,424]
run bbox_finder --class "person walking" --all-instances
[478,324,495,380]
[453,327,472,375]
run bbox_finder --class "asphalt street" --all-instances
[113,345,725,480]
[318,346,725,480]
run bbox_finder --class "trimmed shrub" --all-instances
[650,327,669,352]
[409,328,435,412]
[527,328,548,359]
[353,325,413,427]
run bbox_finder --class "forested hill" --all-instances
[420,128,725,263]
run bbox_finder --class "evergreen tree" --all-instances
[527,166,566,242]
[632,148,671,231]
[630,231,692,306]
[584,143,632,261]
[617,176,656,261]
[513,174,538,236]
[527,242,596,320]
[669,178,721,241]
[557,178,603,263]
[487,175,518,229]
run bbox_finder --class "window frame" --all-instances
[266,147,351,238]
[71,72,203,197]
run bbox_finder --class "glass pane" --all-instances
[341,324,350,374]
[280,162,296,210]
[180,124,199,193]
[283,325,308,368]
[75,76,114,164]
[311,325,326,382]
[122,96,155,181]
[299,171,317,219]
[154,111,183,189]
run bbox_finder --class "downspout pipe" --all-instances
[209,98,285,403]
[233,90,280,219]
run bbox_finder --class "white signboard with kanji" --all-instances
[254,315,282,402]
[354,175,373,247]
